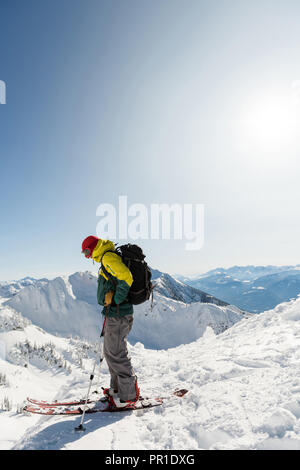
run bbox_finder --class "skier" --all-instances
[81,235,140,409]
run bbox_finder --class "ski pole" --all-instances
[75,316,106,432]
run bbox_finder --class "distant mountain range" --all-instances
[4,264,299,315]
[0,277,48,298]
[175,265,300,313]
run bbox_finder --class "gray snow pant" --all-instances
[103,315,137,401]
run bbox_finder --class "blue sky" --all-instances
[1,0,300,280]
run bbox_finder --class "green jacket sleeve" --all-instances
[113,276,131,304]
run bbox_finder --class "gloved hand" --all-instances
[104,291,114,307]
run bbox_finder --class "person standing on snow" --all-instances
[81,235,140,409]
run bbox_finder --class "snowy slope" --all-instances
[131,294,246,349]
[0,294,298,450]
[0,298,101,449]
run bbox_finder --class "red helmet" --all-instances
[81,236,99,258]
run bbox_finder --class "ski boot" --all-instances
[102,387,118,400]
[107,380,140,410]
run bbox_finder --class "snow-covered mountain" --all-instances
[5,271,245,347]
[178,265,300,313]
[0,287,300,449]
[176,264,300,282]
[133,296,245,349]
[0,277,48,299]
[6,273,100,342]
[152,269,229,306]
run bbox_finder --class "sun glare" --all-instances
[238,92,299,152]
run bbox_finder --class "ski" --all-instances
[26,389,188,408]
[26,396,101,408]
[24,397,163,415]
[24,389,188,415]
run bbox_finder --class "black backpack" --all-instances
[101,244,153,305]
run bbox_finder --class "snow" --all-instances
[6,273,100,341]
[6,272,246,347]
[131,296,245,349]
[0,279,300,450]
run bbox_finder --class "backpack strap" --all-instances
[100,251,118,286]
[100,251,128,310]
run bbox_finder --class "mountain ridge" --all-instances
[3,271,247,347]
[176,264,300,313]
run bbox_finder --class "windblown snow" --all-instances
[0,273,299,450]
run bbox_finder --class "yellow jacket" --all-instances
[92,239,133,316]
